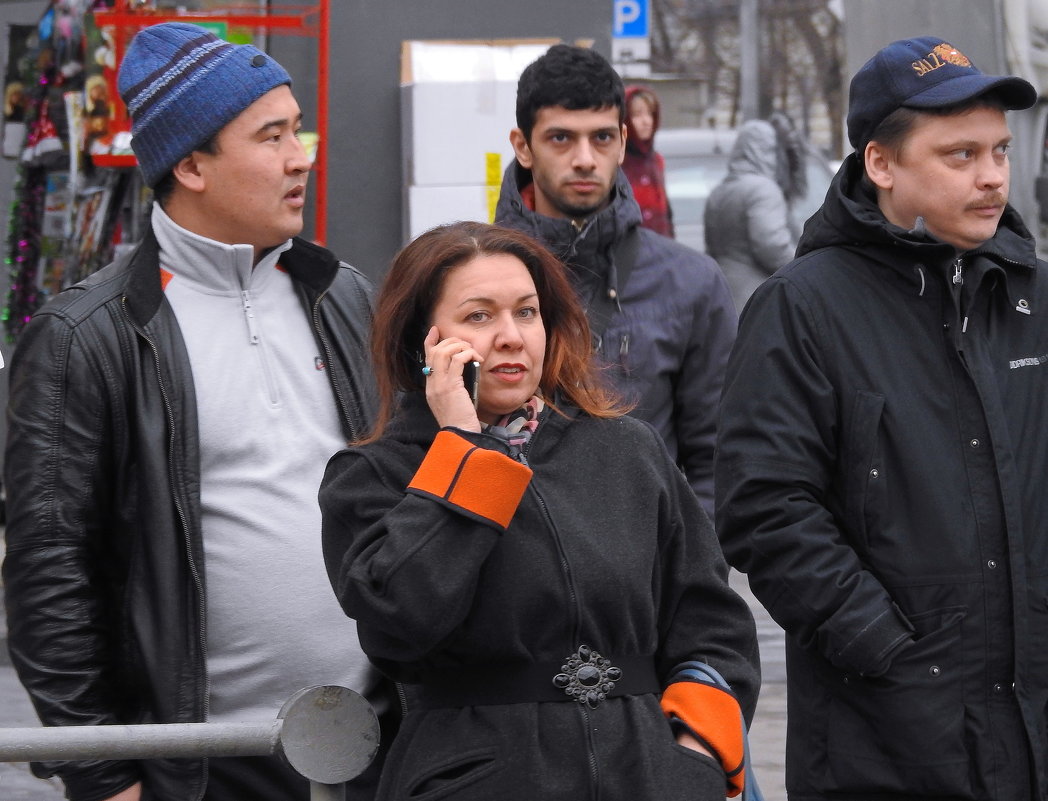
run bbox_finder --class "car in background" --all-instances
[657,127,837,254]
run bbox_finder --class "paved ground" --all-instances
[0,566,788,800]
[732,569,788,801]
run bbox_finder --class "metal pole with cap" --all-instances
[0,686,379,798]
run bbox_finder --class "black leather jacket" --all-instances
[3,229,380,801]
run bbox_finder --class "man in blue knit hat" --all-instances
[4,22,387,801]
[717,35,1048,800]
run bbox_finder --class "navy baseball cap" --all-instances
[847,36,1037,151]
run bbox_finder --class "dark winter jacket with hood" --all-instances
[495,163,736,516]
[623,85,675,238]
[704,119,795,313]
[716,153,1048,801]
[320,392,760,801]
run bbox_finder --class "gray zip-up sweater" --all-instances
[153,207,372,724]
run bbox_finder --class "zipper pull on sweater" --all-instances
[241,290,260,345]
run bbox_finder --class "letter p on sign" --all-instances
[614,0,648,37]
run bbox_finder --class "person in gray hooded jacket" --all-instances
[704,118,796,312]
[495,44,736,516]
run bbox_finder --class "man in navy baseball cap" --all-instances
[717,35,1048,801]
[847,36,1036,151]
[842,36,1037,252]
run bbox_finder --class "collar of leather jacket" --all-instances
[122,226,342,328]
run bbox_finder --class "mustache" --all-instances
[967,193,1007,209]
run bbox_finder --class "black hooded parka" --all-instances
[716,153,1048,801]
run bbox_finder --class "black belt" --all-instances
[413,646,660,709]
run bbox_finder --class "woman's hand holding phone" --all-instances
[422,326,483,431]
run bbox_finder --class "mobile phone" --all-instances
[463,360,480,409]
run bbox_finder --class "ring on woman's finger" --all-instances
[421,366,433,377]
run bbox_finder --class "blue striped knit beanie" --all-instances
[117,22,292,187]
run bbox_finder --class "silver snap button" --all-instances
[970,439,980,448]
[929,665,942,677]
[869,468,879,478]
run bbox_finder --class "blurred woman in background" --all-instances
[623,85,675,237]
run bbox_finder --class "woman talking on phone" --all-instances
[320,221,759,801]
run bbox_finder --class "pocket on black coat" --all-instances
[826,607,971,797]
[401,747,502,800]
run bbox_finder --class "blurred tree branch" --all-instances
[650,0,844,157]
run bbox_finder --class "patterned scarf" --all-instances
[484,396,545,454]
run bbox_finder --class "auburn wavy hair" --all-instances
[364,221,627,441]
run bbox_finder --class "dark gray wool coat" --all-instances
[321,394,760,801]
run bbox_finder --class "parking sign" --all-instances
[614,0,649,38]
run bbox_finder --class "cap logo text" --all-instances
[912,43,972,76]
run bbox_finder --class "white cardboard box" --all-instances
[405,184,500,241]
[400,81,518,187]
[400,39,556,188]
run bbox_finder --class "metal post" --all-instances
[0,722,280,762]
[0,686,379,795]
[316,0,330,245]
[739,0,760,122]
[311,781,347,801]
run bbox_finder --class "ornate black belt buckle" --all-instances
[553,644,622,709]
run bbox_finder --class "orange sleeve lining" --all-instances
[661,680,746,797]
[408,430,532,529]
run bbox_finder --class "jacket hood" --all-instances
[797,152,1038,270]
[494,160,642,272]
[494,160,642,302]
[625,86,660,155]
[726,119,779,180]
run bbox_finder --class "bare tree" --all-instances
[650,0,845,157]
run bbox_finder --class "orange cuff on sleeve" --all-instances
[661,680,746,797]
[408,430,532,530]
